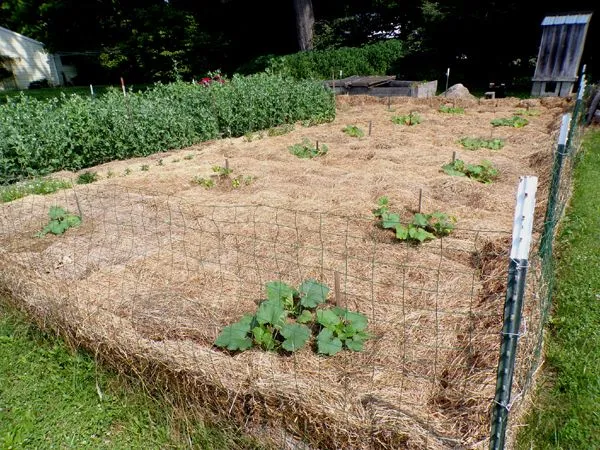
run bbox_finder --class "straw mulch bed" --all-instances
[0,95,568,449]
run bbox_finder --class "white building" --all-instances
[0,26,76,90]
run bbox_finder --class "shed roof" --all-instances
[0,25,45,47]
[541,14,592,26]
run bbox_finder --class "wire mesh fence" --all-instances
[0,180,515,448]
[0,91,587,449]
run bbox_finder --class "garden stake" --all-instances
[452,151,457,163]
[368,120,372,136]
[334,271,341,306]
[120,77,126,97]
[225,159,229,171]
[89,84,94,98]
[418,189,423,213]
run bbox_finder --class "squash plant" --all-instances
[214,279,371,356]
[36,206,81,237]
[373,197,456,243]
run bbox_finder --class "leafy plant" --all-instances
[514,108,540,117]
[373,196,456,243]
[342,125,364,138]
[211,165,233,177]
[124,168,132,175]
[442,159,499,183]
[140,165,150,171]
[76,171,98,185]
[157,159,164,166]
[171,158,180,163]
[392,112,421,126]
[36,206,81,237]
[491,116,529,128]
[316,307,370,355]
[214,279,369,356]
[191,176,215,189]
[459,137,505,150]
[0,178,71,203]
[288,138,328,159]
[439,105,465,114]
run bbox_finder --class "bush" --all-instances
[238,40,405,80]
[0,74,335,184]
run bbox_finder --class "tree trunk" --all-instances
[293,0,314,51]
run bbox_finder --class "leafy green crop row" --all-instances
[238,40,404,80]
[0,74,335,184]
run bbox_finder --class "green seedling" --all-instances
[459,137,505,150]
[491,116,529,128]
[76,171,98,185]
[342,125,364,138]
[442,159,499,184]
[392,112,421,126]
[288,138,328,159]
[36,206,81,237]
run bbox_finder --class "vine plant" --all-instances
[214,279,371,356]
[373,197,456,243]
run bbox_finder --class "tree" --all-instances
[293,0,315,50]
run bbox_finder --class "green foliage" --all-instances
[140,164,150,171]
[439,105,465,114]
[0,75,335,184]
[316,307,370,355]
[491,116,529,128]
[459,137,505,150]
[288,139,328,159]
[214,279,370,356]
[442,159,499,183]
[238,40,405,80]
[373,196,456,243]
[514,108,540,117]
[342,125,364,138]
[36,206,81,237]
[0,303,260,449]
[212,165,233,177]
[516,130,600,449]
[76,171,99,184]
[191,177,215,189]
[392,112,421,126]
[0,178,71,203]
[267,123,294,137]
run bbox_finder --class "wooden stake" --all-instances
[225,158,229,170]
[368,120,372,136]
[316,140,319,151]
[120,77,126,97]
[387,96,391,110]
[89,84,94,97]
[418,188,423,213]
[334,271,341,306]
[452,151,457,163]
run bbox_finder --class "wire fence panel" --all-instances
[0,181,515,449]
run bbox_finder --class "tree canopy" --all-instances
[0,0,596,87]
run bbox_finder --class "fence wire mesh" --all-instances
[0,93,585,449]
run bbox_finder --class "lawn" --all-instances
[516,129,600,449]
[0,301,261,449]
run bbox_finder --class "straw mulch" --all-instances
[0,95,568,449]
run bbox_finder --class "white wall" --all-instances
[0,26,62,90]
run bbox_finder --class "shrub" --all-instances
[238,40,405,80]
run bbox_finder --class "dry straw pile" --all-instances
[0,96,568,448]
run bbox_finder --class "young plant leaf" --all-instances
[266,281,296,304]
[332,307,368,331]
[280,323,311,352]
[256,298,287,328]
[252,326,277,351]
[317,309,342,329]
[381,212,400,229]
[412,213,429,228]
[345,336,366,352]
[215,317,254,351]
[395,224,409,240]
[317,328,343,356]
[297,309,313,324]
[299,279,330,308]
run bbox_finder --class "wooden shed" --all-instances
[531,13,592,97]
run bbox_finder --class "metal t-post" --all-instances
[490,176,538,450]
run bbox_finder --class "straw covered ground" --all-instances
[0,95,568,449]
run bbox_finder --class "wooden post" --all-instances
[452,151,457,163]
[418,189,423,213]
[120,77,126,97]
[387,96,391,110]
[225,159,229,171]
[368,120,372,136]
[334,271,342,306]
[316,140,319,151]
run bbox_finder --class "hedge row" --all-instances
[0,74,335,184]
[238,40,404,80]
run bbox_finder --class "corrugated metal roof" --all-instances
[541,14,592,26]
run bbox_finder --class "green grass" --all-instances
[0,178,72,203]
[516,129,600,449]
[0,86,110,103]
[0,302,262,449]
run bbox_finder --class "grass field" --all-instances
[516,129,600,449]
[0,301,261,449]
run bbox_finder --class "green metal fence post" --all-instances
[490,176,538,450]
[567,66,586,150]
[539,114,571,259]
